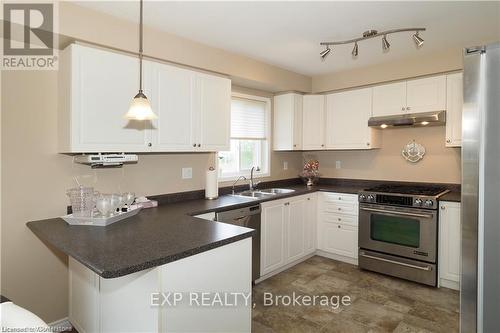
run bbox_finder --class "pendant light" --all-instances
[124,0,157,120]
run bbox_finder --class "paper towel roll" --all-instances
[205,168,218,199]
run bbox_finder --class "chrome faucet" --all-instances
[249,166,261,191]
[232,176,247,194]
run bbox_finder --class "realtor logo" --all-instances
[2,2,58,69]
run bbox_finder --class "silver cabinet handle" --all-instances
[406,106,411,110]
[401,107,405,111]
[360,252,431,271]
[446,139,451,143]
[360,207,433,219]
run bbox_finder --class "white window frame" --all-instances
[218,92,271,181]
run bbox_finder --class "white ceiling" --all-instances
[76,1,500,76]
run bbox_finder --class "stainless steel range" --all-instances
[358,184,449,286]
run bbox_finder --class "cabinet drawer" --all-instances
[321,213,358,226]
[322,202,358,216]
[322,192,358,203]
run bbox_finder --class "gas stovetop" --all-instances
[363,184,448,196]
[358,184,449,209]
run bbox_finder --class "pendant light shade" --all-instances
[125,91,157,120]
[125,0,158,120]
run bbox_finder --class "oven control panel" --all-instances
[358,192,439,209]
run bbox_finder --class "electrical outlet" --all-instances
[335,161,341,169]
[182,167,193,179]
[283,161,288,170]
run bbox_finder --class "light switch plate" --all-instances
[335,161,341,169]
[182,167,193,179]
[283,161,288,170]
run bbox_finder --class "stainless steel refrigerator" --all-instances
[461,42,500,333]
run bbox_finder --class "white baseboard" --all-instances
[48,317,73,331]
[315,250,358,266]
[439,278,460,291]
[256,252,315,283]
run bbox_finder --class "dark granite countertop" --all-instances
[27,178,460,279]
[439,191,461,202]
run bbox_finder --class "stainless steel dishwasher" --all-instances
[216,205,261,281]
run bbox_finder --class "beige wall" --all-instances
[1,70,302,322]
[312,47,464,93]
[57,2,311,93]
[309,126,461,184]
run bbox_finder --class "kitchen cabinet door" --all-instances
[406,75,446,113]
[439,201,461,290]
[273,93,303,150]
[325,87,380,150]
[286,198,306,263]
[304,195,317,255]
[260,200,287,276]
[372,81,407,117]
[59,44,151,153]
[195,73,231,151]
[321,223,358,259]
[446,73,463,147]
[150,62,196,151]
[302,95,325,150]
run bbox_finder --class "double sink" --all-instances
[231,188,295,199]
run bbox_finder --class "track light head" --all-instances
[412,32,424,47]
[352,42,359,57]
[382,35,390,52]
[320,47,331,61]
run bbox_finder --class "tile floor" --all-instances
[252,256,459,333]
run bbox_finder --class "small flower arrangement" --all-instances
[299,159,320,186]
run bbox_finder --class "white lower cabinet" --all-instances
[439,201,461,290]
[69,238,252,333]
[322,223,358,258]
[260,193,316,277]
[317,192,359,262]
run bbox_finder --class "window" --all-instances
[218,93,271,180]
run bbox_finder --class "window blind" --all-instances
[231,97,267,140]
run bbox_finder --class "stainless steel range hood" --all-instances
[368,111,446,128]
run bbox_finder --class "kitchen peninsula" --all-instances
[27,197,256,333]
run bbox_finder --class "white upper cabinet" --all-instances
[406,76,446,113]
[302,95,325,150]
[372,75,447,117]
[273,93,303,151]
[325,87,380,150]
[58,44,230,153]
[372,81,407,117]
[195,73,232,151]
[150,62,195,151]
[58,44,152,153]
[446,73,463,147]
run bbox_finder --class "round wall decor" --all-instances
[402,140,426,163]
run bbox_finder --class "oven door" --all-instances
[358,203,437,262]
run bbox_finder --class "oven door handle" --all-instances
[360,207,434,219]
[359,253,432,271]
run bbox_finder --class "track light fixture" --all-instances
[320,27,425,61]
[382,35,390,52]
[352,42,359,57]
[412,32,424,48]
[320,47,331,61]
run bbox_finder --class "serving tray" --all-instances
[62,206,142,226]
